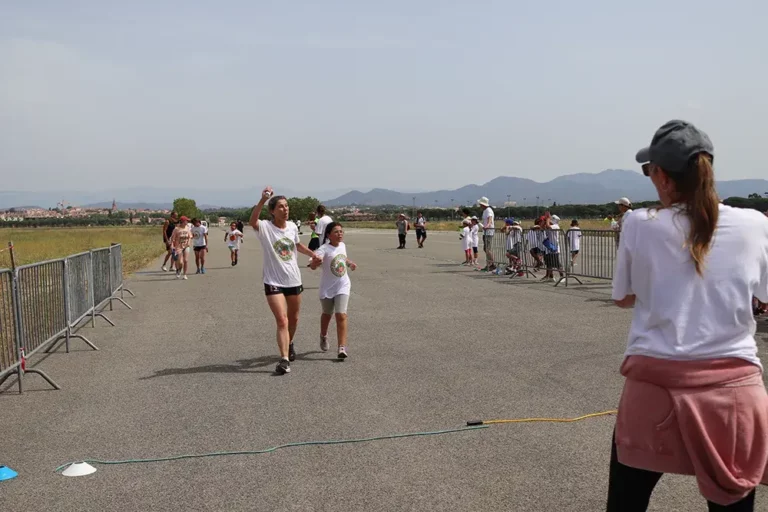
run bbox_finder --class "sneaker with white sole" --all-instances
[337,346,348,359]
[288,342,296,361]
[183,275,188,280]
[320,335,329,352]
[275,358,291,375]
[162,265,168,272]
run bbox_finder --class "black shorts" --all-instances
[571,250,580,255]
[544,253,561,269]
[194,246,207,252]
[415,228,426,239]
[472,247,478,255]
[531,247,542,255]
[308,238,320,251]
[264,284,304,296]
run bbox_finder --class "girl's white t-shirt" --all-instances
[225,229,243,248]
[470,225,479,247]
[462,226,472,250]
[612,205,768,368]
[191,225,208,247]
[567,227,582,252]
[255,220,302,288]
[315,242,351,299]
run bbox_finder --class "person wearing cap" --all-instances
[607,120,768,510]
[395,213,409,249]
[612,197,633,248]
[169,215,193,279]
[502,218,524,276]
[477,197,496,271]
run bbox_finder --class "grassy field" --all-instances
[341,219,611,231]
[0,226,166,274]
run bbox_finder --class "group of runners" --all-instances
[161,213,209,279]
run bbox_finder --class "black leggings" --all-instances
[398,234,406,247]
[607,433,755,511]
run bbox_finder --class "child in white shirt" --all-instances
[224,221,244,266]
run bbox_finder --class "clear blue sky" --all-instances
[1,0,766,193]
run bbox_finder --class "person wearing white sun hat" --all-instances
[477,196,496,271]
[613,197,633,248]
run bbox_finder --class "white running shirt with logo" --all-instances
[255,220,302,288]
[315,242,351,299]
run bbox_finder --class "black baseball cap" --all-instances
[636,120,714,174]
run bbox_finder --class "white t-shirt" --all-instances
[462,226,472,250]
[191,225,208,247]
[612,205,768,368]
[315,242,351,299]
[567,227,582,252]
[544,224,561,253]
[616,209,633,231]
[315,215,333,237]
[470,224,479,247]
[506,226,522,249]
[482,208,495,235]
[225,229,243,249]
[255,220,302,288]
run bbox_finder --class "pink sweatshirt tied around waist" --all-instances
[615,355,768,506]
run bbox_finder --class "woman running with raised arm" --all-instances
[250,187,319,375]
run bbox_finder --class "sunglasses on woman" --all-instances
[641,163,651,177]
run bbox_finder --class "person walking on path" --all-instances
[310,222,357,359]
[478,197,496,271]
[396,213,409,249]
[607,120,768,511]
[190,218,208,274]
[224,221,243,266]
[170,216,193,280]
[250,187,319,375]
[236,220,245,243]
[161,211,179,271]
[307,213,320,252]
[414,211,427,248]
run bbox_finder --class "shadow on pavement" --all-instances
[140,351,330,379]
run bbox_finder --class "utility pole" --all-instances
[451,198,454,220]
[506,194,511,217]
[412,197,416,220]
[535,196,540,219]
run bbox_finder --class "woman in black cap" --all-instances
[607,120,768,511]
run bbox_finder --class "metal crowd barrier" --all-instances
[474,227,618,286]
[0,243,134,393]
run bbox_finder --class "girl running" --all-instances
[190,218,208,274]
[224,221,243,266]
[310,222,357,359]
[249,187,319,375]
[170,216,193,280]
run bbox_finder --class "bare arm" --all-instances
[296,243,316,258]
[162,220,170,241]
[249,187,273,231]
[347,259,357,271]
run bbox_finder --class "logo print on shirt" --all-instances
[330,254,347,278]
[273,237,295,262]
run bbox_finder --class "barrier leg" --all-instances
[47,330,99,352]
[109,296,132,310]
[0,366,59,392]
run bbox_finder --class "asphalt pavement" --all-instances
[2,228,767,511]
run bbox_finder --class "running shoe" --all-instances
[195,269,201,274]
[288,342,296,361]
[162,265,167,272]
[201,268,206,274]
[275,358,291,375]
[176,270,181,279]
[183,275,188,280]
[231,261,236,266]
[320,335,329,352]
[338,346,348,359]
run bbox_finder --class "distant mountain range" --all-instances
[3,171,767,209]
[325,170,768,207]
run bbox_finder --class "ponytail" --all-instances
[669,153,719,276]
